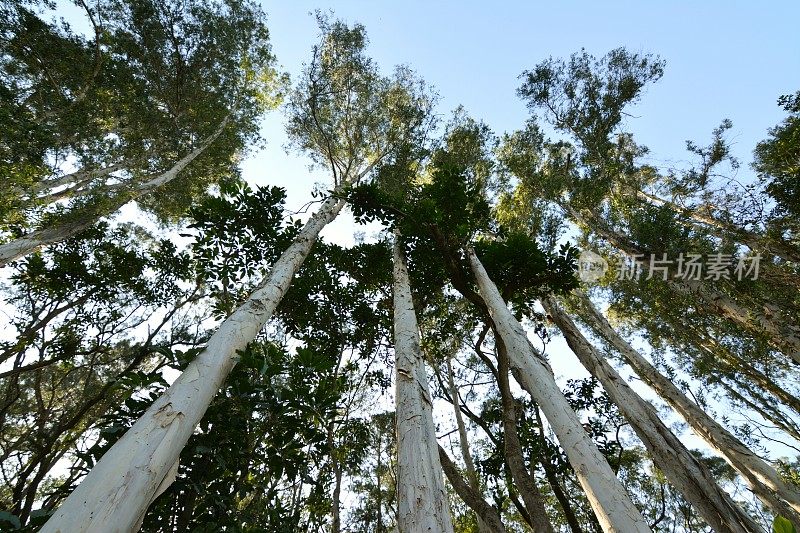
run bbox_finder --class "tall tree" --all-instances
[392,236,454,532]
[569,288,800,524]
[542,295,763,532]
[467,248,651,532]
[40,18,431,531]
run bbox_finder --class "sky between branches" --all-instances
[243,3,800,456]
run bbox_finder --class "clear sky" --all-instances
[248,0,800,223]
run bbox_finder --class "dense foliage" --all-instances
[0,5,798,533]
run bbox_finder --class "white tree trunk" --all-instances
[393,237,455,533]
[543,297,763,533]
[40,194,346,533]
[0,117,229,268]
[466,248,651,533]
[573,289,800,524]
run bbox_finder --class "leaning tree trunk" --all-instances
[0,118,229,268]
[531,406,589,533]
[635,189,800,265]
[438,444,506,533]
[41,193,346,533]
[542,296,763,533]
[393,237,454,533]
[466,247,651,533]
[572,288,800,524]
[495,343,554,533]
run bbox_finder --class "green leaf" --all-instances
[0,511,21,530]
[774,516,798,533]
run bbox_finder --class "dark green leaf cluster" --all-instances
[189,180,290,316]
[61,340,344,532]
[347,160,578,312]
[755,91,800,219]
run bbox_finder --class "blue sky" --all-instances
[249,1,800,219]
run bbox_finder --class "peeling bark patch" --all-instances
[153,403,183,428]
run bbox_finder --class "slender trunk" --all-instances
[438,445,506,533]
[445,356,491,533]
[376,431,383,533]
[495,342,554,533]
[543,297,762,533]
[715,378,800,445]
[393,237,454,533]
[573,289,800,524]
[327,421,342,533]
[41,194,346,533]
[676,278,800,366]
[567,205,800,366]
[0,118,229,268]
[466,248,651,533]
[689,326,800,417]
[331,465,342,533]
[532,407,588,533]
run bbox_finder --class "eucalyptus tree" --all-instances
[348,129,653,530]
[392,236,454,532]
[542,296,763,532]
[498,51,800,460]
[466,249,650,532]
[511,48,800,367]
[567,288,800,525]
[496,47,800,525]
[0,0,283,266]
[40,17,432,531]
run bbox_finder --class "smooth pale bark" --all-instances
[543,297,762,533]
[572,289,800,524]
[438,445,506,533]
[466,248,651,533]
[567,205,800,365]
[393,238,454,533]
[445,357,491,533]
[30,163,127,198]
[41,194,346,533]
[495,343,554,533]
[0,118,229,268]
